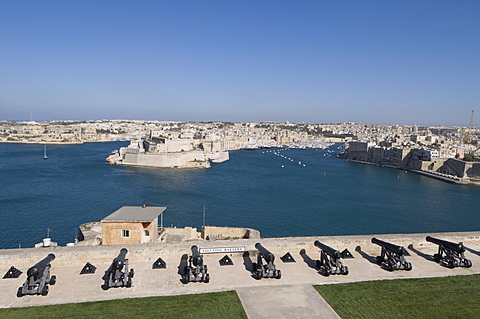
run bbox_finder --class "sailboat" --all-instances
[43,144,48,159]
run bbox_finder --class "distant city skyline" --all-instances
[1,1,479,126]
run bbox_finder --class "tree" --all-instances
[462,153,477,162]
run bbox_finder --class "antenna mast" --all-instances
[464,110,475,144]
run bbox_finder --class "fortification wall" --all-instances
[2,231,480,269]
[123,151,209,168]
[201,226,260,240]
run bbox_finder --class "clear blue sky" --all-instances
[1,1,479,125]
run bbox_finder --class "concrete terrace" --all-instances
[2,231,480,318]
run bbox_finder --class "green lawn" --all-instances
[315,274,480,319]
[0,290,247,319]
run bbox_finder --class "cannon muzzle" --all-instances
[371,238,407,256]
[314,240,341,259]
[27,254,55,280]
[426,236,465,253]
[255,243,275,263]
[113,248,128,271]
[191,245,203,266]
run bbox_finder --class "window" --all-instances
[144,230,150,236]
[122,229,130,238]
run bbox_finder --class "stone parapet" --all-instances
[2,231,480,269]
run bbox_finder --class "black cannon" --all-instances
[314,240,349,276]
[254,243,281,279]
[17,254,56,297]
[426,236,472,268]
[183,245,209,283]
[102,248,134,290]
[371,238,412,271]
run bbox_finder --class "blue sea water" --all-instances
[1,142,480,249]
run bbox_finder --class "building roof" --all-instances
[101,206,166,223]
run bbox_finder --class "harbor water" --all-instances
[1,142,480,249]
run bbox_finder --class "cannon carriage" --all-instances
[314,240,349,276]
[102,248,134,290]
[17,254,56,297]
[183,245,210,283]
[372,238,412,271]
[254,243,281,279]
[426,236,472,268]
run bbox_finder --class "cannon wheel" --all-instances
[405,262,412,271]
[16,287,23,298]
[41,285,49,296]
[204,273,210,283]
[376,256,383,264]
[342,266,349,275]
[323,267,331,277]
[126,278,132,288]
[182,270,190,284]
[50,275,57,285]
[256,269,263,280]
[275,269,281,279]
[464,259,472,268]
[387,261,395,271]
[448,260,456,268]
[433,254,441,262]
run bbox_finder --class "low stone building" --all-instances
[101,206,166,245]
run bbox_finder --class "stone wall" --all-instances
[159,227,201,242]
[77,222,102,246]
[201,226,261,240]
[3,231,480,269]
[102,222,144,245]
[440,158,469,177]
[123,151,210,168]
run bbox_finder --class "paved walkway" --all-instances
[237,284,340,319]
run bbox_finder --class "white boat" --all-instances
[241,145,259,150]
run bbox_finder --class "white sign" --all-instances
[199,247,245,254]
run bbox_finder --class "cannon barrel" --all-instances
[27,254,55,280]
[314,240,341,259]
[113,248,128,271]
[371,238,406,256]
[191,245,203,266]
[426,236,465,253]
[255,243,275,263]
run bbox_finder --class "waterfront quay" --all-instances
[2,231,480,314]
